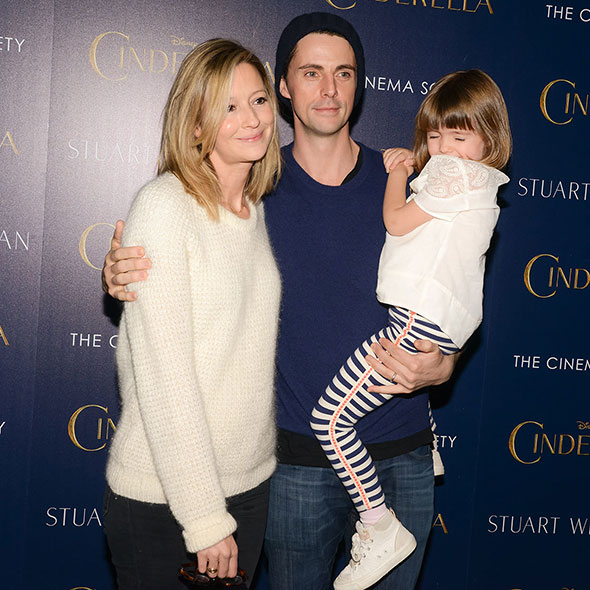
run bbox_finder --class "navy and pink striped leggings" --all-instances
[310,306,459,513]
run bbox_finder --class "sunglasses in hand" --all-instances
[179,562,248,588]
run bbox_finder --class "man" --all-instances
[103,12,457,589]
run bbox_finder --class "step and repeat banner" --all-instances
[1,1,588,589]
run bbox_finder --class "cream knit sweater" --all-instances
[106,172,280,552]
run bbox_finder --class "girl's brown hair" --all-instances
[414,69,512,172]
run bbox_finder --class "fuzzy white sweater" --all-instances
[106,172,281,552]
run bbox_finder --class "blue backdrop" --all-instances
[1,1,588,589]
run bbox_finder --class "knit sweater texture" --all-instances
[107,172,280,552]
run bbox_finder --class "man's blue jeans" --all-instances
[264,444,434,590]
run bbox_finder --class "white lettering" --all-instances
[545,4,574,20]
[67,139,153,165]
[70,333,103,347]
[546,356,590,371]
[488,515,560,534]
[435,434,458,448]
[45,507,58,527]
[513,354,541,369]
[365,76,414,94]
[45,507,102,527]
[0,36,25,52]
[570,517,589,534]
[517,178,590,201]
[0,230,29,250]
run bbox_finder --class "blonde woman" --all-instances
[102,39,282,590]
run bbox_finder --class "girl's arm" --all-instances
[383,162,433,236]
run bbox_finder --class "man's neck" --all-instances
[291,126,359,186]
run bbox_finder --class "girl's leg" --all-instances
[386,306,460,478]
[310,329,393,515]
[311,322,418,590]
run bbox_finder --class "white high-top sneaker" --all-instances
[333,509,416,590]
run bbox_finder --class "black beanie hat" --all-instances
[274,12,365,112]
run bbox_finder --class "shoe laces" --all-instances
[349,524,373,567]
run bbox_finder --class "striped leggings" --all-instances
[310,306,459,513]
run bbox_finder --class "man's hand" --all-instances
[196,535,238,580]
[101,220,151,302]
[366,338,458,394]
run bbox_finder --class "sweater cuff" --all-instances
[182,509,238,553]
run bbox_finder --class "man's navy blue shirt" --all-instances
[264,143,430,450]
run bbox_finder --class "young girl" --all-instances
[310,69,512,590]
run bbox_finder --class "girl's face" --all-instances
[426,127,486,162]
[207,63,274,171]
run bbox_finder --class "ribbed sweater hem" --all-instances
[106,454,277,505]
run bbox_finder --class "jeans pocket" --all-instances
[410,444,433,462]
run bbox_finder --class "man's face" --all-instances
[280,33,356,138]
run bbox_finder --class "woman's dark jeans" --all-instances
[103,479,270,590]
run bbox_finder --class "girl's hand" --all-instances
[382,147,414,177]
[196,534,238,579]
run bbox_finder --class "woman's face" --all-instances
[208,63,274,172]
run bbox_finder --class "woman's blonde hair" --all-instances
[413,69,512,172]
[158,39,281,219]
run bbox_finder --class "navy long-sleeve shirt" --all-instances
[264,143,431,461]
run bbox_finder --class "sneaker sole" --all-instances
[333,534,417,590]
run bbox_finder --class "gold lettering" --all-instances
[128,47,146,72]
[89,31,129,81]
[0,324,9,346]
[578,435,590,456]
[150,49,169,73]
[573,92,589,116]
[68,405,109,452]
[0,131,19,154]
[432,513,448,533]
[540,433,556,454]
[432,0,445,8]
[448,0,462,9]
[540,79,575,125]
[324,0,357,9]
[556,267,571,289]
[473,0,493,13]
[558,434,575,455]
[509,421,543,465]
[79,222,115,271]
[574,269,590,290]
[97,417,117,441]
[523,254,558,298]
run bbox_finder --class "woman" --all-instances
[102,39,282,589]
